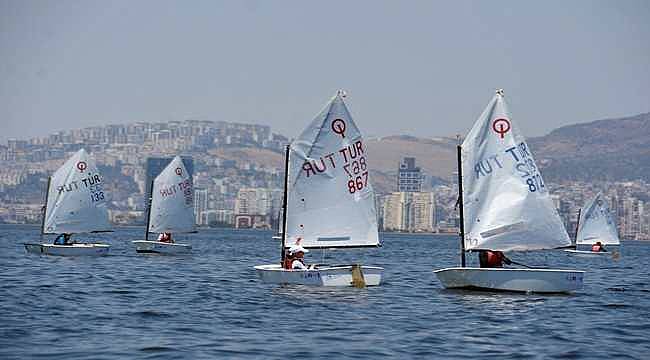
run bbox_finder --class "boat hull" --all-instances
[254,264,383,286]
[132,240,191,255]
[434,267,584,293]
[24,243,110,256]
[564,249,612,256]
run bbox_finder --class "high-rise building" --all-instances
[382,193,405,231]
[194,188,209,225]
[382,192,436,232]
[621,197,644,240]
[397,157,424,192]
[409,192,436,233]
[234,188,284,216]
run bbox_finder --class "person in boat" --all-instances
[157,232,174,243]
[53,233,73,246]
[287,244,310,270]
[591,241,607,252]
[283,250,295,269]
[478,250,512,268]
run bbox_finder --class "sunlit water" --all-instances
[1,225,649,359]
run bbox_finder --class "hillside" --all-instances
[529,112,650,181]
[223,112,650,191]
[209,147,284,168]
[365,135,456,193]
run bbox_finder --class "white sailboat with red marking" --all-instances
[565,192,620,256]
[132,156,193,255]
[24,149,111,256]
[434,90,584,293]
[255,91,383,287]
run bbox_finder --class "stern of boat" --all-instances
[24,243,45,255]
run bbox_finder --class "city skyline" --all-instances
[0,117,648,240]
[2,1,650,143]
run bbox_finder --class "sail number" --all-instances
[343,157,367,177]
[347,172,369,194]
[344,156,369,194]
[90,191,105,202]
[298,140,370,195]
[515,159,545,193]
[179,179,193,206]
[474,142,546,194]
[507,143,546,193]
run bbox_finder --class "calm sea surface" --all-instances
[1,224,649,359]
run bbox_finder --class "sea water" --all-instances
[1,225,649,359]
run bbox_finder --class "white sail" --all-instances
[576,192,620,245]
[461,91,570,251]
[43,149,111,234]
[148,156,195,234]
[285,91,379,248]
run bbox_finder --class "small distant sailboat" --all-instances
[24,149,111,256]
[132,156,193,255]
[255,91,384,286]
[434,90,584,293]
[565,192,620,256]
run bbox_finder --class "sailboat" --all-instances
[24,149,111,256]
[565,192,620,255]
[132,156,193,255]
[255,91,384,286]
[434,90,584,293]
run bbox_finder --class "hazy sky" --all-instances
[1,0,649,143]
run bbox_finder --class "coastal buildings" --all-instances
[1,121,649,239]
[234,188,283,229]
[381,191,437,232]
[382,158,437,233]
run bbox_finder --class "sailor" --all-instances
[288,244,309,270]
[478,250,512,268]
[591,241,607,252]
[54,233,73,246]
[157,232,174,243]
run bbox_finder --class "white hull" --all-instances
[434,267,584,293]
[254,264,383,286]
[24,243,110,256]
[565,249,612,256]
[132,240,191,255]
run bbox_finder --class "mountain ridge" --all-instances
[3,112,648,191]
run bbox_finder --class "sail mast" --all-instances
[145,180,154,241]
[456,143,466,267]
[40,176,51,238]
[574,208,582,246]
[280,144,290,263]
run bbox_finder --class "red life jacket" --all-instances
[283,258,294,269]
[591,244,601,252]
[159,233,172,243]
[485,251,504,267]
